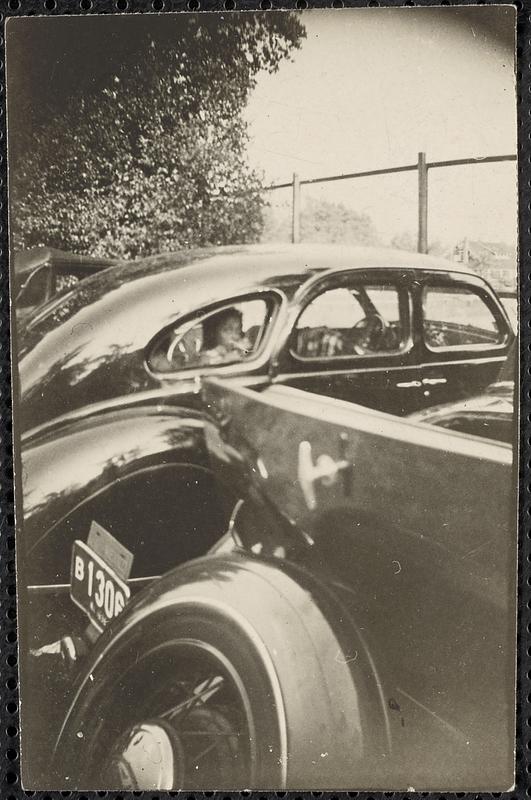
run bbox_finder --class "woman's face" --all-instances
[217,315,243,348]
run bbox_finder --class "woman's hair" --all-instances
[202,307,243,349]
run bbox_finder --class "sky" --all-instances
[244,7,518,248]
[5,8,517,252]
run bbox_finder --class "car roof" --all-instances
[90,241,474,283]
[26,242,474,322]
[19,243,477,364]
[14,246,117,276]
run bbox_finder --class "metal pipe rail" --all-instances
[265,152,517,251]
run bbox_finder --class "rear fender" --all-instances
[19,405,237,644]
[22,404,214,552]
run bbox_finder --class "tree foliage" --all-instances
[390,230,445,256]
[262,196,380,246]
[11,14,305,258]
[300,197,380,245]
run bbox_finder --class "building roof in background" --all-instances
[467,240,516,267]
[447,239,516,271]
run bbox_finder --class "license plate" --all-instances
[70,539,131,631]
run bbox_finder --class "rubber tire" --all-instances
[53,554,385,790]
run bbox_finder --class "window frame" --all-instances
[16,264,53,308]
[421,281,511,355]
[289,272,413,364]
[145,289,284,378]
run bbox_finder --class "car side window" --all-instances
[292,283,406,359]
[147,298,271,374]
[17,267,50,308]
[423,286,505,350]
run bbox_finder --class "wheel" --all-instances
[91,627,276,790]
[53,555,388,790]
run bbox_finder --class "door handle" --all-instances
[422,377,447,386]
[297,440,351,511]
[396,380,422,389]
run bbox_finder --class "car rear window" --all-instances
[423,285,505,350]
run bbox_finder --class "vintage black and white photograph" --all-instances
[7,6,518,791]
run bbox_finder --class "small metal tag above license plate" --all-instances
[70,523,133,631]
[87,520,133,581]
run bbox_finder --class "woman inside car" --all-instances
[199,306,252,366]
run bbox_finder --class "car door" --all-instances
[203,377,516,789]
[272,269,425,416]
[413,271,513,407]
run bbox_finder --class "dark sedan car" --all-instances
[14,246,116,323]
[409,378,514,442]
[15,244,515,790]
[18,243,513,433]
[409,341,516,443]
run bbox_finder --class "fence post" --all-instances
[417,152,428,254]
[292,172,300,244]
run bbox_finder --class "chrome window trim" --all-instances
[289,276,414,364]
[144,287,287,380]
[273,354,506,383]
[421,283,510,354]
